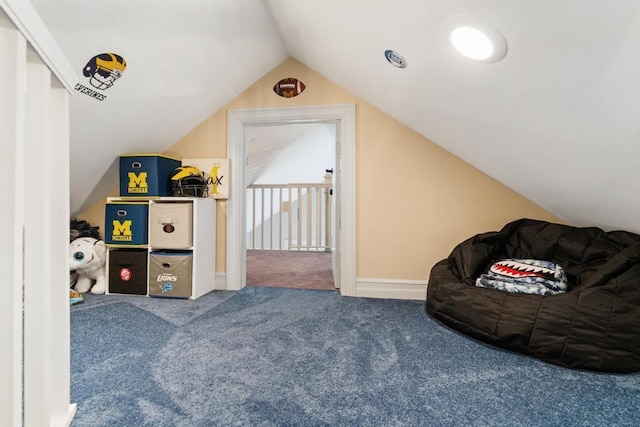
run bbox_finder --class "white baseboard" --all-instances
[355,278,427,301]
[51,403,77,427]
[215,272,227,290]
[214,272,427,301]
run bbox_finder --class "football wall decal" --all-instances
[273,77,306,98]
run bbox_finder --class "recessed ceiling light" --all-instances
[450,27,494,60]
[446,17,507,63]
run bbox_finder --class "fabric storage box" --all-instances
[149,202,193,248]
[119,154,181,197]
[108,248,148,295]
[105,202,149,245]
[148,251,193,298]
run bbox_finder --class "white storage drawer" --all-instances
[149,201,193,248]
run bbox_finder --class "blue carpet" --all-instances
[71,287,640,426]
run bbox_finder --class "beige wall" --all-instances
[80,57,559,281]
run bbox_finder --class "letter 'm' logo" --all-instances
[128,172,148,193]
[112,220,133,241]
[209,166,221,195]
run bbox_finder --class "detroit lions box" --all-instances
[148,251,193,298]
[105,202,149,246]
[119,154,181,197]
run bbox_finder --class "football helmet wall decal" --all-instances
[170,166,209,197]
[82,52,127,90]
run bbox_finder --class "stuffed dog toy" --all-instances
[70,237,107,294]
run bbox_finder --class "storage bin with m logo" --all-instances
[105,202,149,246]
[119,154,181,197]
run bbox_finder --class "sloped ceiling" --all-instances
[246,123,335,186]
[29,0,287,215]
[30,0,640,233]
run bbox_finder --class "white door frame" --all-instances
[227,104,356,296]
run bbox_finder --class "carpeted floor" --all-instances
[70,287,640,427]
[246,249,335,291]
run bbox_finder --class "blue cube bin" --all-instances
[119,154,181,197]
[105,202,149,246]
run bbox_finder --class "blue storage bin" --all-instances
[105,202,149,246]
[119,154,181,197]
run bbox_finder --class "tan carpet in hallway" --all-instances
[246,249,336,291]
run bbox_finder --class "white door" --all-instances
[332,122,341,288]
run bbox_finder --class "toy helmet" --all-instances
[170,166,209,197]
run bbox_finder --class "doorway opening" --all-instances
[244,122,336,290]
[226,104,356,296]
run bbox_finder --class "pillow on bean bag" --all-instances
[475,258,568,296]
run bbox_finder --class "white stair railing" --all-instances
[247,183,332,251]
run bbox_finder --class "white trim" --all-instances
[227,104,357,296]
[0,23,26,427]
[0,7,75,427]
[214,273,427,300]
[215,272,227,290]
[0,0,77,93]
[356,278,428,301]
[50,403,76,427]
[48,87,75,427]
[24,59,55,427]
